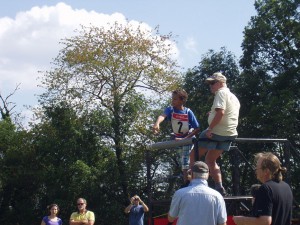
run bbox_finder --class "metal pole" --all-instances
[146,149,153,225]
[283,141,291,184]
[147,138,194,150]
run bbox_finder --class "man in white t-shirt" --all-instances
[197,72,240,195]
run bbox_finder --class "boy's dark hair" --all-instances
[172,89,188,103]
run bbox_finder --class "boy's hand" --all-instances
[153,124,160,134]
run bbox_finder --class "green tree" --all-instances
[237,0,300,198]
[0,117,45,225]
[239,0,300,141]
[30,102,120,225]
[0,85,20,120]
[0,118,16,221]
[39,21,181,211]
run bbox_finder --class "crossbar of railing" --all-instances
[147,137,289,150]
[146,138,195,150]
[234,138,288,143]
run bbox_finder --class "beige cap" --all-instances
[206,72,227,83]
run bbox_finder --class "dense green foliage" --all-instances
[0,0,300,224]
[235,0,300,198]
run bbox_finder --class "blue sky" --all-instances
[0,0,256,125]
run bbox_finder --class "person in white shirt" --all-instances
[196,72,240,195]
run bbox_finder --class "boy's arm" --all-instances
[153,114,167,134]
[177,109,200,139]
[184,127,200,139]
[174,127,200,140]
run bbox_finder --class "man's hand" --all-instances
[206,129,213,139]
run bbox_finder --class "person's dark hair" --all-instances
[172,89,188,103]
[255,152,286,182]
[47,204,59,213]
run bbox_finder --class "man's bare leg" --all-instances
[205,149,225,195]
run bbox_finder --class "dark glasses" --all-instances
[209,81,219,85]
[77,203,84,206]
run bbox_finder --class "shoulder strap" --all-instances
[171,107,190,114]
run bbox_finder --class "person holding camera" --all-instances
[124,195,149,225]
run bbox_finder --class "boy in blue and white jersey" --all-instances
[153,89,200,184]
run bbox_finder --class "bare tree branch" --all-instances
[0,84,20,120]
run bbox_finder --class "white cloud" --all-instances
[175,36,200,70]
[0,2,179,127]
[0,2,133,92]
[0,3,179,126]
[0,2,178,92]
[183,36,199,55]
